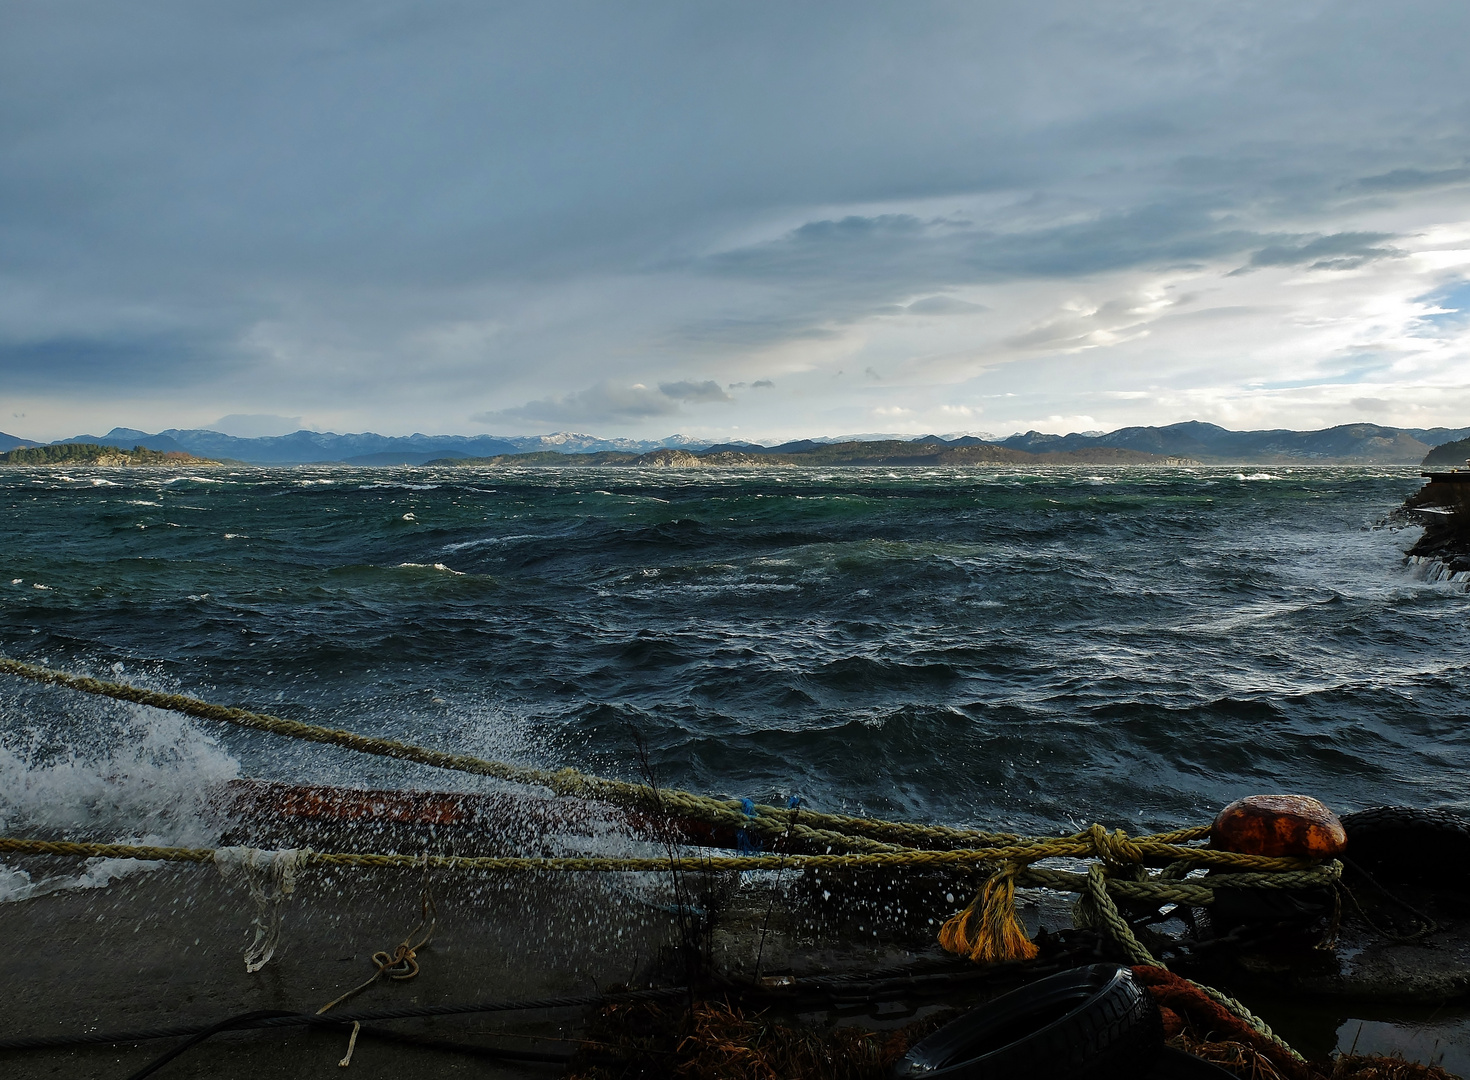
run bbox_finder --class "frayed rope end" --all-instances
[938,866,1039,963]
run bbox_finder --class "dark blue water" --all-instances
[2,465,1466,846]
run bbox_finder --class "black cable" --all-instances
[353,1024,577,1064]
[0,987,688,1053]
[123,1010,296,1080]
[1,950,1099,1059]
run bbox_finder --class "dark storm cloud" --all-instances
[2,0,1470,424]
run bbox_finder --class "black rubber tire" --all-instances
[1340,806,1470,889]
[891,964,1162,1079]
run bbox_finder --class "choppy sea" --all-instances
[2,464,1467,883]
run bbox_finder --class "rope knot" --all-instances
[1088,823,1144,869]
[371,943,420,980]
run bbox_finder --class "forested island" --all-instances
[0,443,222,466]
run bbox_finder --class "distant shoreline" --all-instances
[423,443,1205,470]
[430,441,1198,468]
[4,420,1465,466]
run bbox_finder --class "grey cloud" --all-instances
[3,2,1470,421]
[1006,295,1171,351]
[1242,232,1402,272]
[1352,167,1470,193]
[751,380,774,389]
[671,311,844,350]
[680,202,1261,349]
[1350,397,1392,412]
[905,295,988,315]
[658,380,731,403]
[478,379,731,424]
[706,204,1262,288]
[0,333,229,390]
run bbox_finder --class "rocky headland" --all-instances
[0,443,223,467]
[1401,463,1470,579]
[1422,437,1470,469]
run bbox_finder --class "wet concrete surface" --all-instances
[0,857,952,1079]
[1,860,686,1078]
[4,857,1469,1077]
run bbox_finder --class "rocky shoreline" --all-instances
[1403,467,1470,578]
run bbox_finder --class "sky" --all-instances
[4,1,1470,442]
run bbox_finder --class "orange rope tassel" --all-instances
[938,866,1039,963]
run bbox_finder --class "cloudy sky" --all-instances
[4,1,1470,442]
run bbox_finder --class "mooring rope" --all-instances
[0,833,1333,877]
[0,656,1330,1063]
[0,656,1014,854]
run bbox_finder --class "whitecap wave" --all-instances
[0,699,240,902]
[441,533,545,552]
[1407,555,1470,589]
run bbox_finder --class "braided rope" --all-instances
[1049,852,1315,1063]
[0,657,1015,853]
[1190,981,1299,1059]
[1018,862,1341,906]
[0,832,1327,877]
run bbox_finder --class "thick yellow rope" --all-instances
[0,657,1008,854]
[0,833,1337,882]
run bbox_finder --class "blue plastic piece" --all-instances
[736,797,760,854]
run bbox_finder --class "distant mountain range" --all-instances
[0,427,706,464]
[991,421,1470,465]
[1,420,1467,465]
